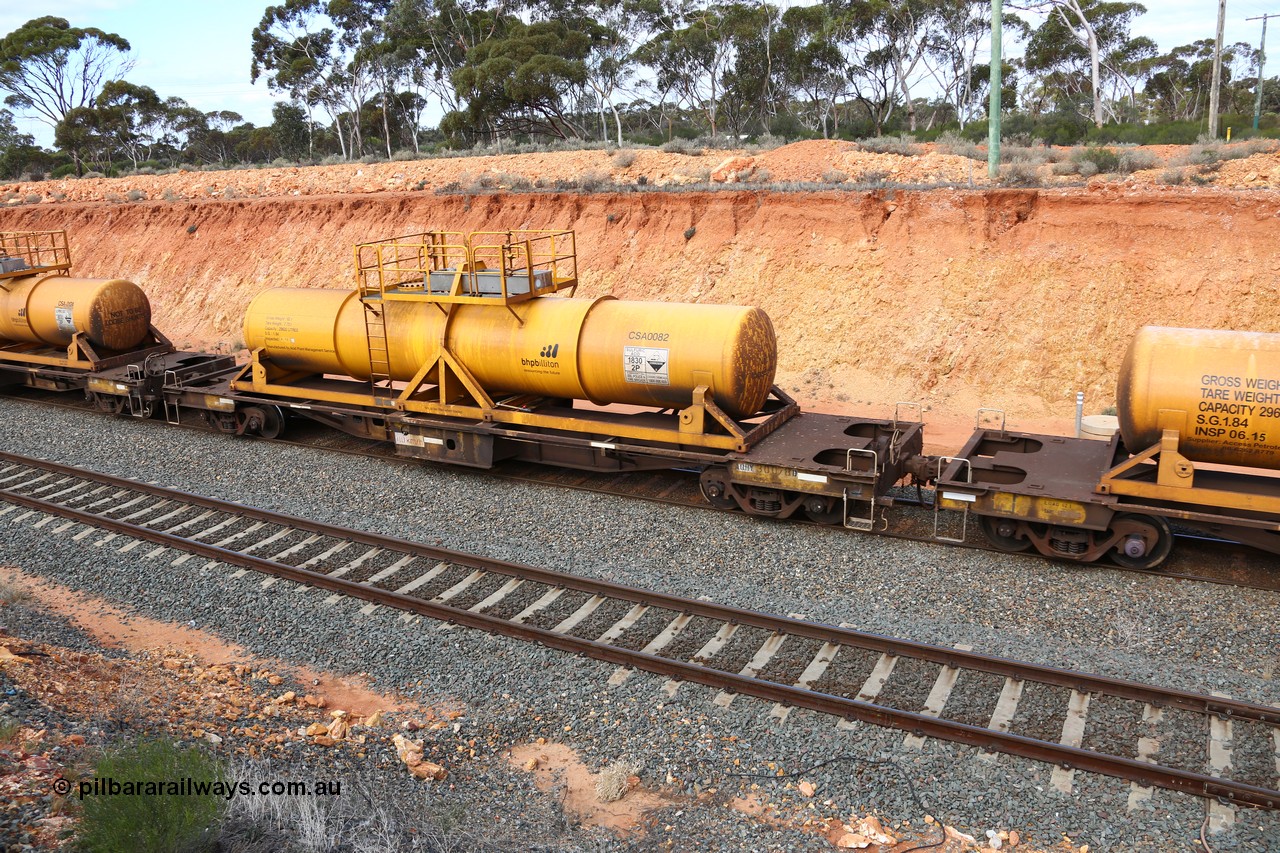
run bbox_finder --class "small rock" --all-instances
[305,722,329,737]
[312,735,336,747]
[797,780,816,797]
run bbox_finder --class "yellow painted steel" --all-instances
[243,288,777,419]
[0,274,152,351]
[1118,326,1280,470]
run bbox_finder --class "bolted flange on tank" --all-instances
[243,288,778,420]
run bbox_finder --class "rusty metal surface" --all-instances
[1,448,1277,810]
[942,430,1120,503]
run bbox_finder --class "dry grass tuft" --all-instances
[595,758,641,803]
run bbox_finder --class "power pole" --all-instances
[1248,13,1279,130]
[1210,0,1227,138]
[989,0,1002,180]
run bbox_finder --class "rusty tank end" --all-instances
[0,274,152,352]
[1117,326,1280,470]
[243,289,778,420]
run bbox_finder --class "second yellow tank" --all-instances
[1117,326,1280,470]
[243,288,778,420]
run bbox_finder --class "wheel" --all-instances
[698,470,738,510]
[1108,513,1174,570]
[980,515,1033,552]
[802,495,844,525]
[242,405,286,439]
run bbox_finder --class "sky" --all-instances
[5,0,1278,147]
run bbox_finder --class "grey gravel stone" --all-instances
[0,395,1277,851]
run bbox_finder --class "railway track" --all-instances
[2,389,1277,592]
[1,449,1277,816]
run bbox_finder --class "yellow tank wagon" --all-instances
[0,230,169,373]
[233,230,798,461]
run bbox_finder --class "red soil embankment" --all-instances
[3,186,1279,435]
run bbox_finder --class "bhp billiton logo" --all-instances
[522,343,561,368]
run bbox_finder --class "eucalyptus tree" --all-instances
[251,0,379,159]
[0,17,133,173]
[1017,0,1147,126]
[776,4,846,137]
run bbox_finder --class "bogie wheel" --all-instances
[802,496,844,525]
[979,515,1033,552]
[242,405,287,439]
[698,470,738,510]
[1108,513,1174,570]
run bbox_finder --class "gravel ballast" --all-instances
[1,396,1278,851]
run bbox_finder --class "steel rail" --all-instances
[0,481,1277,809]
[1,448,1277,732]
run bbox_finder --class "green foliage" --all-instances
[444,18,598,139]
[1072,145,1119,174]
[77,739,225,853]
[0,17,131,127]
[858,135,921,156]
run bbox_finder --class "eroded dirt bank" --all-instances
[3,186,1278,425]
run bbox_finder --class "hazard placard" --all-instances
[623,345,670,386]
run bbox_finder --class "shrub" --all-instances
[578,168,612,191]
[1002,145,1050,165]
[1116,149,1159,174]
[753,167,770,182]
[132,165,156,175]
[1051,161,1080,176]
[1071,146,1118,174]
[82,171,105,179]
[661,138,703,156]
[936,131,983,161]
[162,188,180,202]
[104,192,125,204]
[821,169,848,184]
[319,154,345,166]
[390,148,421,161]
[612,149,637,168]
[126,189,146,202]
[0,577,30,606]
[0,718,19,744]
[495,172,531,190]
[596,759,641,803]
[23,193,41,204]
[636,174,648,185]
[51,164,77,178]
[858,135,922,156]
[77,739,225,853]
[998,162,1043,187]
[1077,160,1100,178]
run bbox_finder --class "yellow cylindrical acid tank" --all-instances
[243,288,777,419]
[0,273,152,351]
[1117,326,1280,469]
